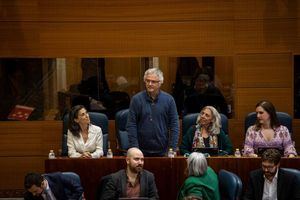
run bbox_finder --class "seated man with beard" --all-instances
[101,147,159,200]
[244,148,300,200]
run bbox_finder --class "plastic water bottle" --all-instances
[168,148,175,158]
[107,148,113,158]
[48,150,56,159]
[234,148,241,157]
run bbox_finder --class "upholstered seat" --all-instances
[115,109,130,154]
[218,169,242,200]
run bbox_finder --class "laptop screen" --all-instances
[193,147,219,156]
[119,198,149,200]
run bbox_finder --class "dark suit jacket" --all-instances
[100,169,159,200]
[24,172,83,200]
[243,168,300,200]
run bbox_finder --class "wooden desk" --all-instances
[45,157,300,200]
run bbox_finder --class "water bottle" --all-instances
[168,148,175,158]
[107,148,113,158]
[48,150,56,159]
[234,148,241,157]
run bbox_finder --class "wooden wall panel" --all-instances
[235,53,292,87]
[235,88,293,120]
[0,121,61,156]
[0,0,234,22]
[295,18,300,54]
[234,0,298,19]
[228,119,244,149]
[0,157,45,190]
[234,19,297,53]
[0,21,234,57]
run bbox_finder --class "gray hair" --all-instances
[196,106,221,135]
[143,68,164,84]
[187,152,208,176]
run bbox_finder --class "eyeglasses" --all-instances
[262,164,276,171]
[145,79,160,84]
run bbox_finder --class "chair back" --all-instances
[62,112,109,156]
[281,168,300,179]
[95,174,112,200]
[218,169,242,200]
[182,113,228,136]
[61,172,84,200]
[115,109,130,153]
[244,112,292,135]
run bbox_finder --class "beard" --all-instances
[264,168,277,180]
[129,164,143,173]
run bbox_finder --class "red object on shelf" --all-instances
[7,105,35,121]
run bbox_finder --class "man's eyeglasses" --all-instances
[145,79,160,84]
[262,164,276,171]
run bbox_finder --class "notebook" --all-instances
[193,147,219,156]
[256,147,284,156]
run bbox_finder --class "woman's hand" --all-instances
[248,153,258,157]
[81,152,92,158]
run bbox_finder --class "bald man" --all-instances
[100,148,159,200]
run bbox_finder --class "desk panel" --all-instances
[45,157,300,200]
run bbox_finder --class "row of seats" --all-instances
[59,168,300,200]
[61,109,292,156]
[114,109,293,154]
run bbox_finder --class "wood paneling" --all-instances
[234,19,297,53]
[235,88,293,119]
[234,0,298,19]
[235,53,292,87]
[0,21,234,57]
[0,157,45,190]
[0,121,61,156]
[0,0,234,22]
[0,121,60,193]
[295,18,300,54]
[228,119,245,149]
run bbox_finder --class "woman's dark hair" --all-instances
[68,105,86,137]
[24,172,44,189]
[254,100,280,130]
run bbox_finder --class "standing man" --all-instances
[100,147,159,199]
[244,148,300,200]
[24,172,84,200]
[127,68,179,156]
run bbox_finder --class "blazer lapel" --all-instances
[121,170,128,197]
[140,171,146,197]
[277,169,284,200]
[257,171,265,200]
